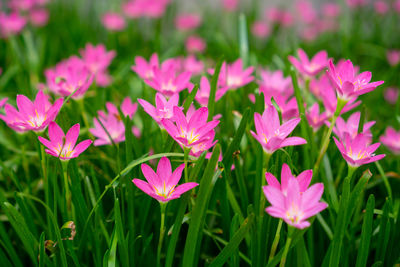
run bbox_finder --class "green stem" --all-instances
[268,219,283,263]
[346,164,357,189]
[184,147,191,183]
[61,160,71,218]
[259,153,272,216]
[279,235,292,267]
[157,202,167,267]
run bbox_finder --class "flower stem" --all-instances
[279,235,292,267]
[268,219,283,263]
[157,202,167,267]
[183,147,191,183]
[61,160,71,218]
[346,164,357,189]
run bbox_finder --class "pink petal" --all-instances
[170,182,198,198]
[65,123,80,149]
[132,178,156,197]
[157,157,172,179]
[297,170,313,192]
[141,163,161,188]
[72,139,92,157]
[48,121,65,146]
[265,172,280,189]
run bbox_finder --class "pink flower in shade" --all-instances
[101,12,126,31]
[180,55,204,76]
[263,93,299,122]
[306,103,327,132]
[132,157,198,202]
[138,93,180,125]
[380,127,400,154]
[161,106,219,149]
[209,59,254,90]
[222,0,239,12]
[374,1,389,15]
[45,56,94,99]
[0,90,63,132]
[295,0,317,24]
[251,21,270,39]
[322,3,341,18]
[251,104,306,155]
[175,13,202,31]
[38,122,92,160]
[0,98,8,109]
[80,43,116,87]
[29,8,49,27]
[89,108,125,146]
[121,97,138,119]
[327,59,384,101]
[288,49,328,77]
[0,12,27,37]
[384,87,399,105]
[386,50,400,66]
[195,76,228,106]
[334,133,385,167]
[145,65,192,98]
[263,164,327,229]
[332,112,375,144]
[258,69,293,98]
[185,36,206,53]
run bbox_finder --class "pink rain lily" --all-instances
[384,87,399,105]
[327,59,384,101]
[251,21,270,39]
[258,69,293,98]
[29,8,49,27]
[386,50,400,66]
[132,157,198,202]
[121,97,138,119]
[180,55,204,76]
[45,56,94,99]
[190,131,218,157]
[251,104,306,155]
[138,93,180,125]
[263,94,299,122]
[0,97,7,109]
[309,73,331,99]
[209,59,254,90]
[306,103,327,132]
[0,12,27,37]
[380,127,400,155]
[222,0,239,12]
[333,112,375,142]
[322,3,341,18]
[0,90,63,132]
[374,1,389,15]
[175,13,202,31]
[161,106,219,149]
[333,133,385,167]
[263,164,327,229]
[295,0,318,24]
[38,122,92,160]
[101,12,126,31]
[123,0,170,18]
[80,43,116,87]
[131,53,161,79]
[288,49,328,77]
[195,76,228,106]
[185,36,206,53]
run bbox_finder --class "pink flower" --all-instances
[395,0,400,13]
[251,104,306,154]
[263,164,327,229]
[309,73,331,99]
[190,130,218,157]
[45,56,94,99]
[161,106,219,149]
[333,112,375,142]
[322,3,341,18]
[333,133,385,167]
[0,12,26,37]
[0,90,63,132]
[138,93,180,126]
[288,49,328,77]
[251,21,270,39]
[386,50,400,66]
[38,122,92,160]
[222,0,239,12]
[374,1,389,15]
[327,59,384,101]
[80,43,116,87]
[209,59,254,90]
[346,0,367,8]
[295,0,317,24]
[102,12,126,31]
[132,157,198,202]
[122,0,145,18]
[258,69,293,98]
[195,76,228,106]
[185,36,206,53]
[121,97,138,119]
[180,55,204,76]
[263,94,299,122]
[131,53,160,79]
[175,13,202,31]
[380,127,400,154]
[384,87,399,105]
[8,0,36,11]
[0,97,8,109]
[29,8,49,27]
[306,103,327,132]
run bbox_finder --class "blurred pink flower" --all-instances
[0,97,8,109]
[310,73,331,99]
[121,97,138,119]
[175,13,202,31]
[374,1,389,15]
[395,0,400,13]
[380,127,400,154]
[185,36,206,53]
[258,69,293,98]
[251,104,306,155]
[138,93,180,125]
[102,12,126,31]
[263,164,327,229]
[209,59,254,90]
[322,3,341,18]
[0,90,63,132]
[295,0,317,24]
[180,55,204,76]
[195,76,228,106]
[384,87,399,105]
[131,53,177,79]
[132,157,198,202]
[346,0,367,8]
[264,94,299,122]
[38,122,92,160]
[386,50,400,66]
[288,49,328,77]
[29,8,49,27]
[334,133,385,167]
[80,43,116,87]
[0,12,27,37]
[222,0,239,12]
[251,21,270,39]
[306,103,327,132]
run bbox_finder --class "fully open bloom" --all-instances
[38,122,92,160]
[380,127,400,155]
[180,55,204,76]
[80,43,116,87]
[251,104,306,155]
[132,157,198,202]
[138,93,180,125]
[209,59,254,90]
[263,164,327,229]
[101,12,126,31]
[0,90,63,132]
[258,69,293,98]
[161,106,219,149]
[327,59,384,101]
[288,49,328,77]
[195,76,228,106]
[132,53,162,79]
[333,133,385,167]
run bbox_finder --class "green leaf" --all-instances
[209,212,254,267]
[39,232,46,267]
[374,199,391,263]
[113,195,129,267]
[183,84,199,112]
[238,14,249,67]
[208,58,224,121]
[355,194,374,267]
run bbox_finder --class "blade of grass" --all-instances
[183,84,199,112]
[355,194,374,267]
[208,58,224,121]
